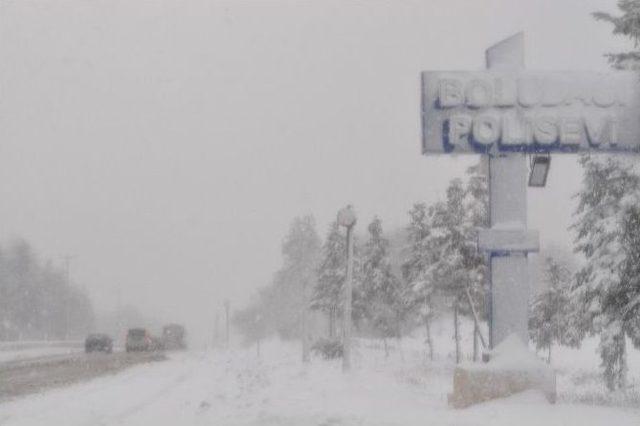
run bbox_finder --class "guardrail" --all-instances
[0,340,83,351]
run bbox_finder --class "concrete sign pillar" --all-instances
[485,33,532,348]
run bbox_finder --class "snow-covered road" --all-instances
[1,342,639,426]
[0,351,164,401]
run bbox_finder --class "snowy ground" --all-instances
[1,333,639,426]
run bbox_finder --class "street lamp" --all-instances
[337,205,356,372]
[528,154,551,187]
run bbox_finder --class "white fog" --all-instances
[0,0,639,425]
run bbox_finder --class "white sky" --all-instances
[0,0,631,342]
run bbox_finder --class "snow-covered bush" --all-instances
[311,337,343,359]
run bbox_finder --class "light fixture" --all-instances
[528,154,551,187]
[337,205,357,228]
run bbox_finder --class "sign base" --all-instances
[448,335,556,408]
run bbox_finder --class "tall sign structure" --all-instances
[421,33,640,348]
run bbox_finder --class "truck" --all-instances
[162,324,186,350]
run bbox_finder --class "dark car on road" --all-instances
[85,333,113,353]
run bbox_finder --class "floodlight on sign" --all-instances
[528,155,551,187]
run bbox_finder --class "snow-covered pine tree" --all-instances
[619,205,640,353]
[429,179,469,363]
[593,0,640,70]
[402,166,487,362]
[464,161,489,231]
[360,217,407,355]
[463,161,489,359]
[572,154,640,390]
[427,177,487,362]
[311,221,346,338]
[568,0,640,389]
[266,215,321,361]
[529,257,577,363]
[402,202,437,360]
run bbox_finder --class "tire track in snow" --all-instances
[88,353,204,426]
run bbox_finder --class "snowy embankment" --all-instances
[553,338,640,407]
[0,341,83,364]
[1,329,639,426]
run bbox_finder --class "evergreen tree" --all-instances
[402,165,487,361]
[360,217,407,353]
[402,202,437,359]
[572,154,640,389]
[462,162,489,316]
[269,215,321,345]
[529,257,579,363]
[429,180,469,362]
[567,1,640,389]
[464,161,489,230]
[594,0,640,70]
[431,178,486,306]
[425,175,487,362]
[311,221,345,338]
[463,162,489,358]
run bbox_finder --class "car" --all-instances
[126,328,152,352]
[162,324,186,350]
[85,333,113,353]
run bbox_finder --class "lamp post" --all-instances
[61,255,74,340]
[337,205,356,372]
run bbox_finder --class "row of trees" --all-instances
[0,239,94,341]
[529,153,640,391]
[237,152,640,391]
[234,164,489,362]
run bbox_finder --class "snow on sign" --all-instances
[421,71,640,154]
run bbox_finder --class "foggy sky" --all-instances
[0,0,630,344]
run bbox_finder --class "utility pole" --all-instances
[301,278,310,363]
[224,299,230,348]
[115,283,122,345]
[61,255,74,340]
[337,205,356,372]
[214,312,220,348]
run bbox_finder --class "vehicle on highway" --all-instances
[125,328,153,352]
[84,333,113,354]
[162,324,186,350]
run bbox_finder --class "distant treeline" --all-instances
[0,239,94,341]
